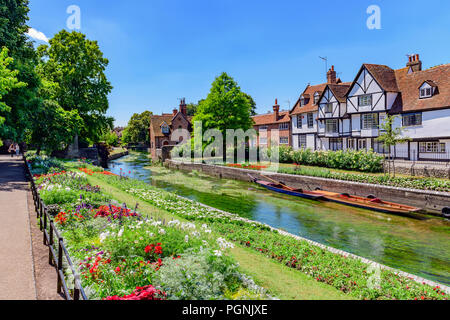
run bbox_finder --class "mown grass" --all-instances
[86,174,353,300]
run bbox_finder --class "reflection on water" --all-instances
[109,152,450,285]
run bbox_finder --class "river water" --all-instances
[108,152,450,285]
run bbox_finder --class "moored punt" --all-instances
[251,178,324,201]
[314,189,423,217]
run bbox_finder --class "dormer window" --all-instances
[161,123,170,134]
[300,98,305,106]
[419,81,436,99]
[314,92,320,105]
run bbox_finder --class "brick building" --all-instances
[251,99,291,147]
[149,99,192,160]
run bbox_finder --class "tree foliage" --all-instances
[193,73,254,135]
[122,111,152,145]
[37,30,114,143]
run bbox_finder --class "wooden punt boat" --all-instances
[313,189,423,216]
[249,175,324,200]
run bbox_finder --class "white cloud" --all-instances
[26,28,49,43]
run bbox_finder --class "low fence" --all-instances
[23,157,88,300]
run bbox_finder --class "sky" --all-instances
[26,0,450,127]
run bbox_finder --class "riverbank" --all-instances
[108,148,129,161]
[165,160,450,215]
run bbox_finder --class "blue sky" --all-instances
[27,0,450,127]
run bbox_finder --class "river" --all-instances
[108,152,450,285]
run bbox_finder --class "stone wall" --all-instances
[165,160,450,215]
[108,150,129,161]
[384,162,450,179]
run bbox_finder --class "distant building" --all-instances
[251,99,291,148]
[149,99,192,161]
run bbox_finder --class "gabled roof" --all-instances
[290,83,328,115]
[323,83,352,103]
[150,115,174,137]
[252,111,290,126]
[390,63,450,113]
[346,64,399,96]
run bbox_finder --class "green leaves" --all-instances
[193,72,254,135]
[122,111,152,145]
[0,46,27,125]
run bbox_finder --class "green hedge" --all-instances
[277,146,384,173]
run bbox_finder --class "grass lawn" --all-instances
[86,174,352,300]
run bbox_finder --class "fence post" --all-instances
[43,206,47,245]
[57,237,63,294]
[49,223,54,266]
[39,200,43,231]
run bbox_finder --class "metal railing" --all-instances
[23,157,88,300]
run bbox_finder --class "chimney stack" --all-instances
[273,99,280,120]
[327,65,337,84]
[173,109,178,116]
[407,54,422,72]
[179,98,187,116]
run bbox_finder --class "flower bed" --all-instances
[29,159,271,300]
[90,169,448,300]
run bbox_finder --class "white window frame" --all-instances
[420,87,433,98]
[419,142,446,153]
[307,113,314,128]
[347,138,356,150]
[298,135,307,149]
[279,137,289,145]
[325,119,338,133]
[358,94,372,107]
[402,113,422,127]
[297,115,302,129]
[362,113,378,130]
[279,123,289,131]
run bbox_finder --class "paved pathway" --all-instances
[0,155,36,300]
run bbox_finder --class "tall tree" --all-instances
[0,47,27,145]
[37,30,114,143]
[0,0,40,142]
[122,111,152,145]
[243,93,257,116]
[193,73,254,134]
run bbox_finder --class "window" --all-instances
[280,137,289,145]
[259,125,268,131]
[307,113,314,128]
[347,139,356,150]
[358,94,372,107]
[297,115,302,129]
[279,123,289,131]
[362,113,378,130]
[161,124,170,134]
[259,137,267,145]
[325,103,333,113]
[419,142,446,153]
[300,98,305,106]
[330,138,343,151]
[420,87,433,98]
[314,93,320,105]
[299,135,307,149]
[402,113,422,126]
[358,139,367,150]
[325,119,338,133]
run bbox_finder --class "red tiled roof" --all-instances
[327,83,351,103]
[252,111,290,125]
[290,83,328,115]
[364,64,399,92]
[390,64,450,113]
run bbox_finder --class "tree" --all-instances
[37,30,114,143]
[193,72,254,134]
[376,115,411,177]
[122,111,152,145]
[0,0,40,143]
[243,93,257,116]
[0,47,27,128]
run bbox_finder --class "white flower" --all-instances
[213,250,222,257]
[99,232,109,243]
[158,228,166,235]
[118,228,124,237]
[185,235,189,243]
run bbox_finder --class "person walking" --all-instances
[15,143,20,157]
[8,143,16,158]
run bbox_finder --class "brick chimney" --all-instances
[273,99,280,121]
[179,98,187,116]
[173,109,178,116]
[327,65,337,84]
[407,54,422,72]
